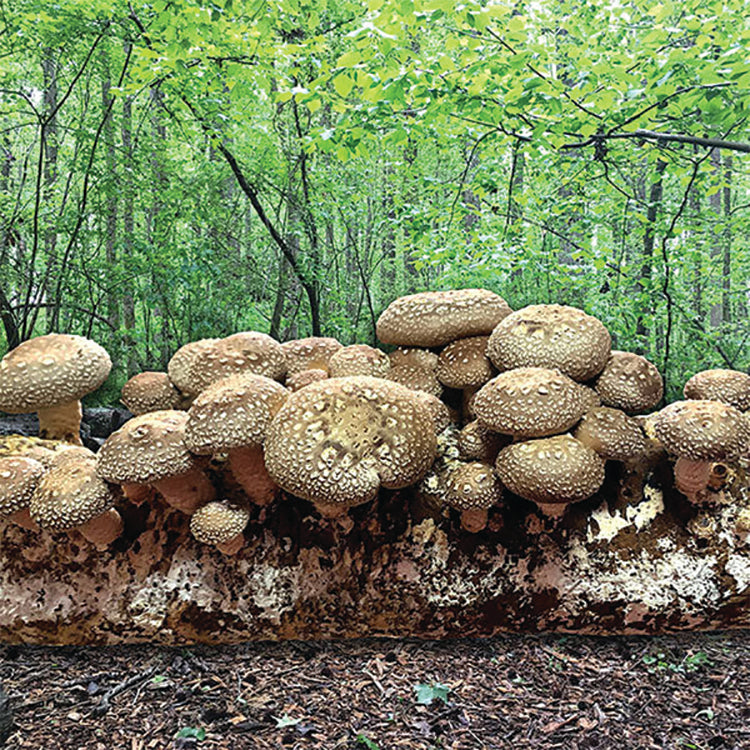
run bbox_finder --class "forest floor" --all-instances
[0,632,748,750]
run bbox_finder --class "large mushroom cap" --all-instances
[0,334,111,413]
[683,369,750,411]
[653,400,750,461]
[386,363,443,397]
[473,367,591,438]
[496,434,605,507]
[487,304,611,382]
[377,289,512,348]
[96,410,199,484]
[185,373,288,454]
[436,336,495,389]
[0,456,45,516]
[595,351,663,414]
[281,337,343,376]
[190,500,250,546]
[328,345,390,378]
[121,371,181,415]
[168,338,220,394]
[265,376,437,509]
[573,406,646,461]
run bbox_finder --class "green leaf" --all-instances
[333,73,354,97]
[413,682,451,705]
[175,727,206,741]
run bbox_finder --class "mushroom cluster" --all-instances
[2,288,749,554]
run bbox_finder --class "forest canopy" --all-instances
[1,0,749,400]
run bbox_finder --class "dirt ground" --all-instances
[0,631,748,750]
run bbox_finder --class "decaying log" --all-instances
[0,437,748,644]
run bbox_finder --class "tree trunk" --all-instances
[0,440,748,644]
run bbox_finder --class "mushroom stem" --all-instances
[314,502,350,520]
[121,482,155,506]
[78,508,123,550]
[8,507,39,531]
[673,458,712,504]
[460,508,488,533]
[217,533,245,555]
[536,502,568,521]
[153,470,215,514]
[228,446,278,506]
[461,386,480,424]
[37,401,83,445]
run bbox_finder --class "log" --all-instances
[0,438,748,644]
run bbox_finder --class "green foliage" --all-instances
[642,649,711,674]
[174,726,206,740]
[356,734,381,749]
[413,682,451,705]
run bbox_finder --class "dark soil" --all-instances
[1,632,748,749]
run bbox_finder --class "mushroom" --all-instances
[594,351,663,414]
[190,500,250,555]
[185,373,288,506]
[388,348,439,371]
[573,406,646,461]
[487,304,611,382]
[328,344,390,378]
[653,400,750,505]
[496,434,606,519]
[412,391,454,434]
[386,363,443,397]
[457,420,509,463]
[121,371,181,415]
[168,338,221,401]
[286,368,329,391]
[377,289,512,348]
[264,376,437,519]
[281,337,343,376]
[0,456,45,530]
[436,335,496,420]
[472,367,592,438]
[96,410,215,514]
[30,451,123,549]
[0,334,112,444]
[683,369,750,411]
[444,461,503,532]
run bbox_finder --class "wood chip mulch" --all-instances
[0,632,748,749]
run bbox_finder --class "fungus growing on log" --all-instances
[265,376,437,518]
[97,410,215,514]
[487,304,611,382]
[0,334,112,444]
[573,407,646,461]
[121,371,181,415]
[377,289,512,348]
[328,345,390,378]
[185,373,288,506]
[594,351,664,414]
[0,456,45,530]
[190,500,250,555]
[683,369,750,411]
[444,461,503,532]
[281,337,343,376]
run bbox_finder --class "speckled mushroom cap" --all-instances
[594,351,663,414]
[190,500,250,545]
[185,373,288,454]
[0,456,45,515]
[281,337,343,376]
[413,391,453,434]
[389,348,439,371]
[436,336,495,389]
[96,410,200,484]
[386,364,443,397]
[121,372,181,415]
[265,376,437,508]
[683,369,750,411]
[496,435,605,506]
[0,334,111,413]
[30,453,116,530]
[573,407,646,461]
[186,332,287,395]
[328,345,390,378]
[286,369,329,391]
[168,339,220,394]
[377,289,513,348]
[486,304,611,382]
[457,420,509,463]
[653,400,750,461]
[445,462,503,511]
[472,367,592,438]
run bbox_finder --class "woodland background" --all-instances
[1,0,749,402]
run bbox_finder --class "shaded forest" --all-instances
[1,0,749,401]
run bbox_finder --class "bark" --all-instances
[0,439,748,645]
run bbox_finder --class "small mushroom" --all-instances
[573,407,646,461]
[281,337,343,376]
[190,500,250,555]
[0,456,45,530]
[444,461,503,532]
[328,345,390,378]
[457,420,509,463]
[436,336,496,419]
[121,371,181,415]
[0,334,112,444]
[386,363,443,397]
[168,338,221,399]
[683,369,750,411]
[413,391,454,434]
[594,351,663,414]
[286,368,329,391]
[389,348,439,371]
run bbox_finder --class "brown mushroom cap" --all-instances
[190,500,250,546]
[328,345,390,378]
[496,434,605,507]
[436,336,495,389]
[653,400,750,461]
[487,304,611,382]
[286,368,329,391]
[0,456,45,516]
[265,376,437,509]
[573,406,647,461]
[281,337,343,376]
[30,452,116,531]
[121,371,181,415]
[96,410,200,485]
[457,420,509,463]
[473,367,591,438]
[386,364,443,397]
[168,338,220,394]
[377,289,513,348]
[0,334,112,414]
[683,369,750,411]
[413,391,454,434]
[388,348,439,371]
[185,373,288,454]
[445,462,503,511]
[595,351,664,414]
